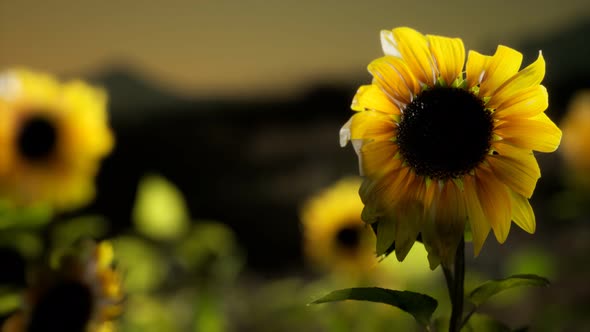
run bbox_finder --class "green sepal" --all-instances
[468,274,550,306]
[376,216,396,256]
[361,204,380,224]
[310,287,437,326]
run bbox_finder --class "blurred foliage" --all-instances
[133,174,190,241]
[112,236,167,293]
[0,288,20,317]
[50,215,110,267]
[503,247,556,279]
[0,202,52,230]
[0,231,43,259]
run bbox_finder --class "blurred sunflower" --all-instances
[560,90,590,184]
[340,27,561,267]
[300,178,377,276]
[2,241,123,332]
[0,68,113,210]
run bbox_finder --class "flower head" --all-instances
[2,241,123,332]
[341,27,561,268]
[0,69,113,210]
[300,178,377,276]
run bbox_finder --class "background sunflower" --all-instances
[560,90,590,184]
[300,177,376,277]
[0,69,113,210]
[2,241,123,332]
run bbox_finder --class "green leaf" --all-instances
[132,174,190,241]
[310,287,437,326]
[469,274,550,306]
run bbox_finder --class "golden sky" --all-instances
[1,0,589,97]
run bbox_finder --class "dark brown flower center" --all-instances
[396,87,493,179]
[335,226,362,250]
[17,115,58,162]
[28,280,94,332]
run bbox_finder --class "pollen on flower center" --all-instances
[397,87,493,179]
[335,226,362,250]
[28,280,94,332]
[17,115,58,162]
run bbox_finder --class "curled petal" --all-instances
[490,52,545,106]
[380,29,401,57]
[339,118,352,148]
[478,46,523,97]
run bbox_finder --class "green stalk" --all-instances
[443,237,465,332]
[450,237,465,332]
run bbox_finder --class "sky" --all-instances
[1,0,589,97]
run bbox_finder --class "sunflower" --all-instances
[0,68,113,210]
[560,90,590,184]
[340,27,561,268]
[1,241,124,332]
[300,177,377,276]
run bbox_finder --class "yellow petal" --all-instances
[359,165,410,210]
[368,56,420,105]
[465,50,491,88]
[392,27,437,85]
[509,189,536,233]
[393,175,423,261]
[350,110,396,141]
[492,85,548,119]
[479,46,523,97]
[380,166,414,207]
[475,168,512,243]
[464,175,491,256]
[423,180,466,267]
[351,84,401,115]
[495,112,562,152]
[427,34,465,86]
[488,142,541,198]
[359,140,400,178]
[490,52,545,106]
[4,68,61,104]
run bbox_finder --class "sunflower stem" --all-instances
[448,237,465,332]
[442,265,454,300]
